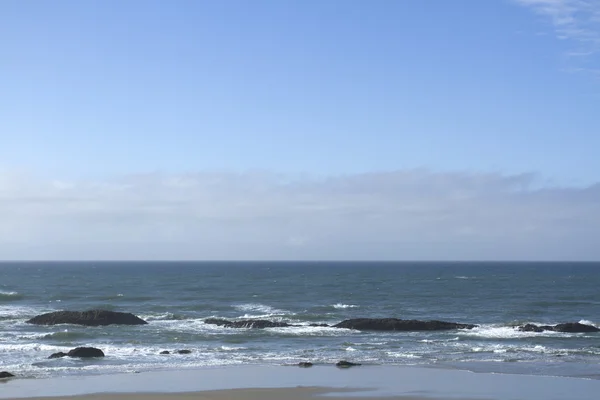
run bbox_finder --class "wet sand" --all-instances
[3,387,440,400]
[2,364,600,400]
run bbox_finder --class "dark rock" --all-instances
[204,318,291,329]
[519,322,600,333]
[160,351,170,355]
[0,371,15,378]
[309,323,329,327]
[298,362,313,367]
[48,352,68,359]
[518,324,552,332]
[27,310,147,326]
[336,360,361,368]
[67,347,105,358]
[333,318,476,331]
[554,322,600,333]
[177,350,192,354]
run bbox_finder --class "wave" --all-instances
[0,290,24,301]
[264,324,347,337]
[40,331,91,341]
[579,319,598,327]
[458,324,578,339]
[142,312,190,321]
[0,305,50,320]
[333,303,359,309]
[233,303,287,314]
[232,303,295,319]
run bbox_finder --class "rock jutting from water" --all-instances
[67,347,105,358]
[26,310,148,326]
[336,360,361,368]
[0,371,15,378]
[46,347,106,358]
[204,318,292,328]
[298,362,313,367]
[333,318,477,331]
[518,322,600,333]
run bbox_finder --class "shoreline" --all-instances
[3,364,600,400]
[0,387,437,400]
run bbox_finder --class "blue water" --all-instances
[1,261,599,379]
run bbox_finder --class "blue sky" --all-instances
[1,0,599,260]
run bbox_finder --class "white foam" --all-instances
[266,325,346,336]
[387,352,422,359]
[333,303,359,309]
[459,324,572,339]
[234,303,285,314]
[219,346,246,351]
[578,319,598,327]
[0,305,49,318]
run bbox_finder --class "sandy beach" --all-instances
[3,387,437,400]
[2,365,600,400]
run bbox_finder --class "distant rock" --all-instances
[27,310,147,326]
[48,352,68,359]
[519,323,551,333]
[160,350,170,355]
[554,322,600,333]
[0,371,15,378]
[309,323,329,327]
[333,318,476,331]
[298,362,313,367]
[336,360,361,368]
[177,350,192,354]
[67,347,105,358]
[518,322,599,333]
[204,318,292,329]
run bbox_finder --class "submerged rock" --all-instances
[160,350,170,355]
[67,347,105,358]
[518,322,599,333]
[177,350,192,354]
[333,318,476,331]
[48,352,68,359]
[309,323,330,327]
[336,360,361,368]
[27,310,147,326]
[204,318,291,329]
[0,371,15,378]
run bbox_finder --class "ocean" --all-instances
[1,261,599,380]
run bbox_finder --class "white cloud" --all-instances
[0,168,599,261]
[515,0,600,76]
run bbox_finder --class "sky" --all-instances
[1,0,599,261]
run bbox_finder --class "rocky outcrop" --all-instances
[48,352,68,359]
[336,360,361,368]
[177,349,192,354]
[27,310,147,326]
[160,351,170,355]
[0,371,15,378]
[333,318,476,331]
[204,318,291,328]
[67,347,105,358]
[298,362,313,367]
[519,322,599,333]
